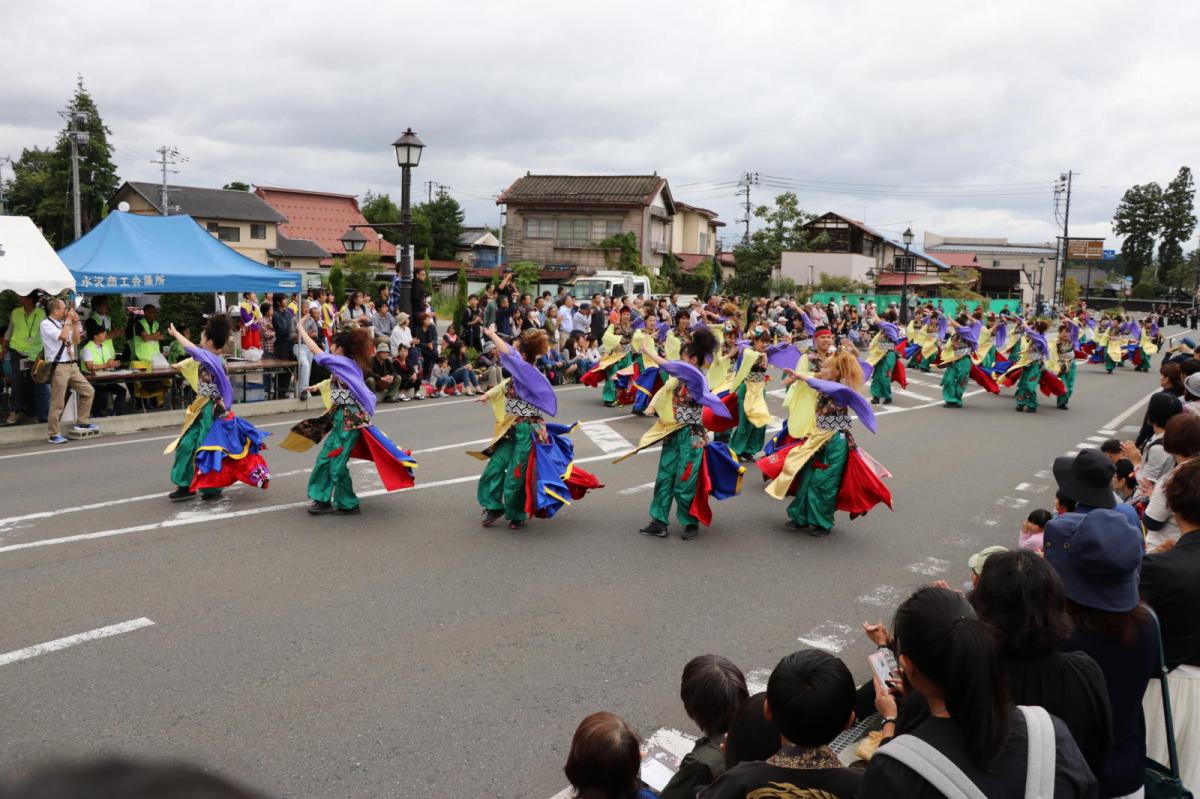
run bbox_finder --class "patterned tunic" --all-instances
[672,382,708,449]
[746,355,768,383]
[197,364,226,414]
[331,379,371,430]
[504,381,548,442]
[815,393,855,437]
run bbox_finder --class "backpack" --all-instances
[875,706,1056,799]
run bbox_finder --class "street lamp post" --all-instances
[1036,257,1046,314]
[900,226,914,324]
[339,228,368,253]
[392,128,425,319]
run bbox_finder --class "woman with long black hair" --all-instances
[860,586,1096,798]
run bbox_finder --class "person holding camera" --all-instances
[2,291,50,425]
[40,299,96,444]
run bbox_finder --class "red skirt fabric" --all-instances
[1039,369,1067,397]
[836,447,893,519]
[703,392,741,433]
[580,365,606,387]
[969,363,1001,394]
[891,357,908,389]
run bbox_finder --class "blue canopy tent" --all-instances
[58,211,301,294]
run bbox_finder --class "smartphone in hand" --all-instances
[868,649,899,689]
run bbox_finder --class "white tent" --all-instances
[0,215,76,295]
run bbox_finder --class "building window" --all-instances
[698,232,709,253]
[250,224,266,239]
[591,219,622,241]
[268,260,276,267]
[206,222,240,242]
[282,261,292,269]
[992,260,1000,268]
[557,218,590,247]
[524,217,555,238]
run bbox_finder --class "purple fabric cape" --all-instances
[500,350,557,417]
[1066,320,1080,349]
[767,342,802,372]
[314,352,376,416]
[185,346,234,408]
[662,360,731,419]
[803,376,877,434]
[955,325,979,349]
[655,320,670,343]
[1024,330,1050,358]
[1129,321,1142,341]
[877,321,902,342]
[799,312,816,336]
[995,323,1008,351]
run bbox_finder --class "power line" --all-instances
[150,146,187,215]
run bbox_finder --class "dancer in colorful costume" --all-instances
[238,292,263,351]
[284,325,417,515]
[726,325,776,461]
[1001,319,1064,413]
[865,310,905,405]
[164,316,270,501]
[1100,317,1130,373]
[581,306,636,407]
[1054,321,1078,410]
[939,318,978,408]
[621,328,741,540]
[757,349,891,537]
[630,319,668,416]
[471,325,601,530]
[1134,318,1158,372]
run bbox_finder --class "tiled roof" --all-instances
[675,253,714,272]
[926,251,979,268]
[456,227,496,247]
[272,233,329,259]
[929,243,1055,257]
[120,182,288,223]
[255,186,396,265]
[498,175,670,208]
[674,201,719,218]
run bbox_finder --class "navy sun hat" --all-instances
[1043,509,1143,612]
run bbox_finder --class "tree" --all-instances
[158,293,214,337]
[409,207,434,259]
[1163,248,1199,299]
[726,193,827,299]
[361,191,402,245]
[597,232,641,272]
[222,181,250,192]
[677,258,713,295]
[816,273,858,293]
[416,194,465,260]
[659,252,681,290]
[329,264,346,305]
[1062,276,1082,305]
[3,78,120,248]
[1113,182,1163,283]
[1158,166,1196,278]
[341,251,382,297]
[511,261,541,293]
[423,257,434,295]
[942,267,982,301]
[453,266,469,326]
[1131,280,1161,299]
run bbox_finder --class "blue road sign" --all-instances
[1103,249,1116,259]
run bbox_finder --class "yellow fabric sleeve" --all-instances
[783,377,819,438]
[665,333,682,361]
[176,358,200,392]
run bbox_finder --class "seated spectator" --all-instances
[79,319,128,416]
[1181,370,1200,416]
[390,343,420,402]
[1099,438,1123,464]
[1018,508,1051,554]
[719,693,780,770]
[970,550,1114,776]
[860,586,1097,798]
[447,340,480,396]
[1056,489,1078,514]
[539,344,567,385]
[476,341,503,391]
[403,340,426,400]
[5,757,270,798]
[1140,457,1200,788]
[429,356,456,397]
[1053,449,1141,533]
[659,655,749,799]
[1044,508,1157,799]
[1135,363,1187,447]
[366,342,401,403]
[1125,393,1183,503]
[1112,458,1138,503]
[702,650,861,799]
[966,545,1007,591]
[563,712,655,799]
[1144,413,1200,550]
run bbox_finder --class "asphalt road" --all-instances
[0,341,1175,798]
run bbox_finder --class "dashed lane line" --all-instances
[0,617,155,667]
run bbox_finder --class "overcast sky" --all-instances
[3,0,1197,252]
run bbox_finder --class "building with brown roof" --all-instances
[497,174,675,272]
[254,187,396,270]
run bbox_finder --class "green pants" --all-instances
[918,353,935,372]
[1136,348,1151,372]
[170,403,221,496]
[870,351,895,401]
[476,421,533,522]
[307,408,361,510]
[786,433,848,530]
[728,383,765,458]
[601,352,632,404]
[980,349,995,370]
[649,427,703,526]
[1105,352,1118,373]
[941,357,970,406]
[1058,362,1076,408]
[1015,361,1043,411]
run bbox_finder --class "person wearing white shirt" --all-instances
[556,295,576,346]
[389,312,414,353]
[40,299,96,443]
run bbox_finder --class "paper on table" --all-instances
[640,758,675,793]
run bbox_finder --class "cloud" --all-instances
[2,0,1196,251]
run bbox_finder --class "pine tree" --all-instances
[1112,182,1163,283]
[4,77,120,248]
[1158,166,1196,277]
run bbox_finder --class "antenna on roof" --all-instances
[151,146,187,216]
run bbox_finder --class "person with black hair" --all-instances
[658,655,749,799]
[623,328,741,540]
[1002,318,1057,413]
[164,316,270,502]
[726,325,773,460]
[861,586,1096,798]
[970,550,1113,777]
[864,309,903,405]
[1018,507,1052,553]
[283,325,417,515]
[4,757,271,799]
[702,650,861,799]
[719,693,780,770]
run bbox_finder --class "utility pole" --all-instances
[0,155,11,215]
[424,180,435,204]
[1053,170,1074,308]
[61,108,90,240]
[151,146,187,215]
[735,172,760,244]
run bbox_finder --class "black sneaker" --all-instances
[307,501,333,515]
[507,519,526,530]
[785,520,810,531]
[1015,406,1025,412]
[481,509,504,527]
[603,401,616,407]
[200,491,222,502]
[681,524,699,541]
[870,397,880,405]
[168,487,196,501]
[808,527,833,537]
[639,520,668,538]
[334,506,361,515]
[883,398,893,405]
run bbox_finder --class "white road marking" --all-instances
[907,556,950,576]
[1064,450,1079,457]
[1034,470,1053,479]
[1014,483,1031,492]
[1087,436,1108,443]
[1100,391,1159,433]
[745,668,772,695]
[1098,429,1116,436]
[1075,443,1095,450]
[0,617,155,667]
[0,449,657,557]
[995,496,1030,509]
[893,387,935,402]
[618,482,655,495]
[797,622,855,653]
[857,585,901,608]
[582,422,634,455]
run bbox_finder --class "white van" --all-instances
[571,271,652,301]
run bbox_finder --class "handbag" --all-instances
[1145,607,1194,798]
[32,341,67,384]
